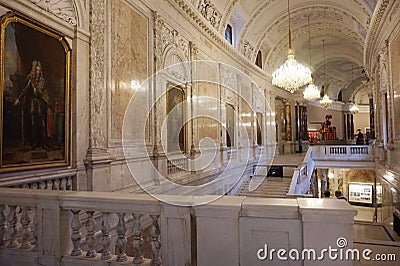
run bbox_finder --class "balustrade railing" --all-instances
[309,145,373,161]
[0,187,357,266]
[0,189,162,266]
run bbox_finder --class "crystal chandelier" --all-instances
[319,39,332,108]
[350,103,359,114]
[303,80,320,101]
[303,15,320,101]
[320,94,333,109]
[272,0,312,93]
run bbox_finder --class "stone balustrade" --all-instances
[312,145,373,161]
[0,188,357,266]
[0,169,76,190]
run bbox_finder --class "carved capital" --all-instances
[30,0,77,25]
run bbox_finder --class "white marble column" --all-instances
[85,0,113,191]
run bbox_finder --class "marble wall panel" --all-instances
[390,33,400,140]
[196,81,219,142]
[111,0,148,140]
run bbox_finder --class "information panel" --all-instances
[348,183,373,204]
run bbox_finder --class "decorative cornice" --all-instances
[364,0,390,74]
[30,0,77,25]
[197,0,221,30]
[167,0,266,80]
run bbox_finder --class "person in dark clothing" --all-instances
[335,190,347,201]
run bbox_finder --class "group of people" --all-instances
[324,190,347,201]
[356,129,371,145]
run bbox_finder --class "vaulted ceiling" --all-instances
[192,0,377,102]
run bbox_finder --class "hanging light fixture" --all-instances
[320,39,332,108]
[349,65,359,114]
[303,15,320,101]
[272,0,312,93]
[350,103,359,114]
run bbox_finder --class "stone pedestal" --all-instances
[194,196,245,266]
[298,198,357,266]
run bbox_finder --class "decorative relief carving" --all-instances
[240,39,255,61]
[89,0,106,148]
[198,0,222,29]
[153,12,190,77]
[221,65,238,105]
[30,0,77,25]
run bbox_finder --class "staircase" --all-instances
[236,176,291,198]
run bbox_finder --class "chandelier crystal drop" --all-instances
[271,0,312,93]
[350,103,359,114]
[303,15,319,101]
[320,94,333,109]
[303,80,320,101]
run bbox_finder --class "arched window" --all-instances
[255,50,262,68]
[224,24,233,45]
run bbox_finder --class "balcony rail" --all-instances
[0,188,357,266]
[312,145,373,161]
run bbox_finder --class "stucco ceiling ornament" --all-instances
[30,0,77,25]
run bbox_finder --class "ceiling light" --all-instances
[272,0,312,93]
[319,40,332,108]
[303,15,320,101]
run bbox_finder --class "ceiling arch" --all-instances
[189,0,377,99]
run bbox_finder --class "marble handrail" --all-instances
[0,188,162,266]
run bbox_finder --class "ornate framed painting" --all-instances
[166,85,186,153]
[0,13,71,172]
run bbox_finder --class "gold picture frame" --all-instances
[166,85,186,153]
[0,12,71,172]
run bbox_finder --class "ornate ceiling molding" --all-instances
[266,22,363,72]
[167,0,266,78]
[218,0,239,33]
[197,0,222,30]
[239,39,255,61]
[30,0,77,25]
[364,0,390,74]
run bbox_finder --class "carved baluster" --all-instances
[60,177,67,190]
[86,211,96,258]
[116,213,127,262]
[150,215,162,266]
[7,205,18,248]
[30,207,38,250]
[0,205,5,246]
[46,180,53,190]
[53,178,60,190]
[101,212,111,260]
[31,182,38,189]
[70,210,82,256]
[39,180,46,189]
[20,206,32,249]
[132,214,144,264]
[66,176,72,190]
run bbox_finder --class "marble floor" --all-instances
[346,201,400,265]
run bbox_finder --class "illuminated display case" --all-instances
[348,182,382,206]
